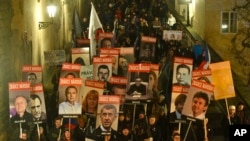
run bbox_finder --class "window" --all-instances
[221,11,237,33]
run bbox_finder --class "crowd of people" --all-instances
[7,0,250,141]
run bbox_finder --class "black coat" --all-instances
[91,126,120,141]
[73,126,86,141]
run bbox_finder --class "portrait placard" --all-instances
[172,57,193,87]
[163,30,182,41]
[118,47,134,77]
[126,64,151,102]
[81,80,104,115]
[60,63,81,78]
[100,48,120,75]
[182,80,214,120]
[139,36,157,63]
[58,78,82,115]
[22,65,42,85]
[29,84,47,122]
[71,47,90,66]
[95,95,120,130]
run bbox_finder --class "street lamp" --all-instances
[38,4,57,30]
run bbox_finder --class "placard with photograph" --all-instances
[60,63,81,78]
[76,38,90,47]
[100,48,120,75]
[163,30,183,41]
[169,86,189,122]
[172,57,193,87]
[110,76,128,110]
[192,69,212,84]
[93,57,113,94]
[98,32,114,48]
[22,65,42,86]
[8,82,33,140]
[58,78,83,115]
[118,47,134,77]
[148,64,160,97]
[71,47,90,66]
[9,82,31,119]
[182,80,214,120]
[81,80,105,115]
[29,84,47,122]
[139,36,157,63]
[95,95,120,130]
[126,64,151,102]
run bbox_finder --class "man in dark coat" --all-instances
[73,115,87,141]
[89,104,120,141]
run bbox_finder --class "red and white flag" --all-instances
[88,2,103,57]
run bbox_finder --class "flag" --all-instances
[199,43,211,70]
[88,2,103,57]
[74,8,83,37]
[72,8,83,47]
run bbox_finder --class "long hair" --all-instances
[82,90,99,114]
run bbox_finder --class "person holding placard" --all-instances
[48,116,64,141]
[139,43,154,63]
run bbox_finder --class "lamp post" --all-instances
[38,4,57,30]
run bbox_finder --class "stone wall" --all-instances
[0,0,14,140]
[0,0,89,140]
